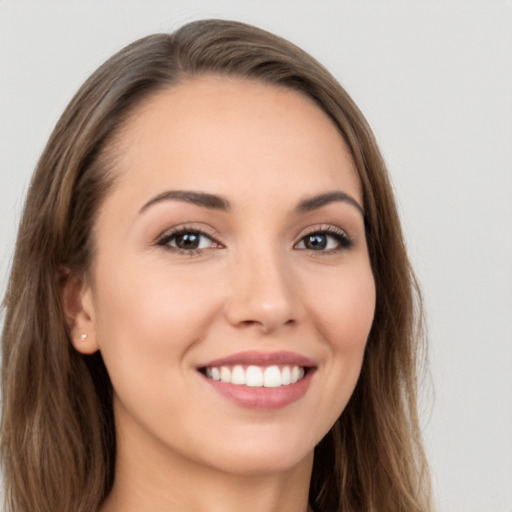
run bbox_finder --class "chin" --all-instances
[196,432,316,476]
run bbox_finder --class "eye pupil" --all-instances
[305,234,327,250]
[175,233,200,249]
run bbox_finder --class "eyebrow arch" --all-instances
[138,190,231,214]
[295,191,364,216]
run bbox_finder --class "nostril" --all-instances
[232,317,297,334]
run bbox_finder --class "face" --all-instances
[75,76,375,476]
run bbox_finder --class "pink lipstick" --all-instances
[198,351,316,410]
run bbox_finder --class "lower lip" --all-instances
[200,370,314,410]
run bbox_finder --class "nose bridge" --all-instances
[224,239,300,332]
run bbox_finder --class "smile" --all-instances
[198,351,315,410]
[204,365,306,388]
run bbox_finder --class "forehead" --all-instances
[108,75,361,209]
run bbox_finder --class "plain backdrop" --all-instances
[1,1,511,511]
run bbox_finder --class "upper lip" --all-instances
[199,350,316,368]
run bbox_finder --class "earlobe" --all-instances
[59,268,100,355]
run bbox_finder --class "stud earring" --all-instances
[80,333,87,341]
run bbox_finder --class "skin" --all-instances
[64,76,376,512]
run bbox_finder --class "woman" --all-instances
[1,19,432,512]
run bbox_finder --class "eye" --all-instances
[156,228,220,253]
[295,229,353,252]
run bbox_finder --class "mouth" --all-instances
[197,351,316,410]
[199,364,307,388]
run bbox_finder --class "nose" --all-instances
[223,249,302,334]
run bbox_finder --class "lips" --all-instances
[198,351,316,410]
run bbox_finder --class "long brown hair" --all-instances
[1,19,432,512]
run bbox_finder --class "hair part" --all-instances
[2,19,432,512]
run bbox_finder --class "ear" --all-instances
[59,268,100,355]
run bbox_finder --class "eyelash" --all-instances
[156,225,222,256]
[295,226,354,254]
[155,225,354,256]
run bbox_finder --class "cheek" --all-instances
[305,264,375,421]
[94,255,220,333]
[311,264,376,349]
[91,257,224,382]
[90,258,228,437]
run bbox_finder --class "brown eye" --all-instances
[303,234,329,250]
[295,230,353,252]
[158,230,217,252]
[174,233,201,249]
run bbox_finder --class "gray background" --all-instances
[1,1,511,511]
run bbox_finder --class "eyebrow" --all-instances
[138,189,364,217]
[295,191,364,216]
[139,190,231,214]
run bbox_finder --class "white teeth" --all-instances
[263,365,281,387]
[281,366,291,385]
[290,365,302,384]
[220,366,231,383]
[246,366,264,387]
[231,365,246,385]
[204,364,306,387]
